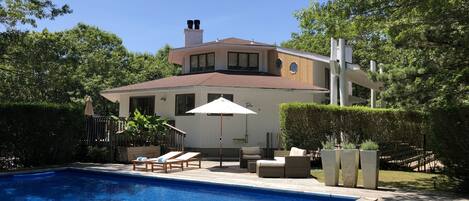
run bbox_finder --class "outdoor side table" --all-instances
[248,160,257,173]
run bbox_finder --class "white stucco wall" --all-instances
[117,86,319,149]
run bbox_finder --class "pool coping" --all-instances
[1,166,366,201]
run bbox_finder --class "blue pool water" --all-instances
[0,169,357,201]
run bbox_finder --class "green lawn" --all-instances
[311,169,456,192]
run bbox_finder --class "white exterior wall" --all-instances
[182,46,269,74]
[117,86,317,149]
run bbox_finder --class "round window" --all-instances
[290,62,298,74]
[275,59,282,69]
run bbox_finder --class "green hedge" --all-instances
[279,103,426,150]
[0,103,84,170]
[429,106,469,192]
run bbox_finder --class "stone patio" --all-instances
[68,161,467,201]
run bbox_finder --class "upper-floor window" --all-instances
[129,96,155,115]
[228,52,259,71]
[324,68,331,90]
[190,52,215,72]
[175,94,195,116]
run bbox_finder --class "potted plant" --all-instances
[360,140,379,189]
[115,110,167,162]
[320,139,340,186]
[341,142,359,188]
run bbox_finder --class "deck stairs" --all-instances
[380,142,437,171]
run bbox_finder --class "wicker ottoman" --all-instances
[256,160,285,178]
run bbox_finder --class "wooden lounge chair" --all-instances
[132,151,183,171]
[147,152,202,173]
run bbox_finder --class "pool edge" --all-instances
[2,166,365,201]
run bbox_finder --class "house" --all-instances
[101,20,380,157]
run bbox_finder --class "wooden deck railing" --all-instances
[84,116,187,158]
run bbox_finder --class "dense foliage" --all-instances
[429,106,469,192]
[0,24,181,115]
[117,110,167,146]
[283,0,469,110]
[0,103,84,170]
[280,103,425,151]
[0,0,71,29]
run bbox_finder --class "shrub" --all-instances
[86,146,111,163]
[342,143,356,149]
[115,110,167,147]
[0,103,84,170]
[321,139,335,150]
[280,103,426,151]
[429,106,469,192]
[360,140,379,150]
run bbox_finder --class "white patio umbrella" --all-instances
[84,95,94,116]
[187,97,256,167]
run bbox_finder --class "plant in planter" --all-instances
[320,139,340,186]
[115,110,167,162]
[360,140,380,189]
[340,142,359,188]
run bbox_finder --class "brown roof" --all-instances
[102,72,328,94]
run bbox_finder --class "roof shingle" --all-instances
[101,71,327,94]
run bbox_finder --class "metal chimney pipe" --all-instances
[194,19,200,30]
[187,20,194,29]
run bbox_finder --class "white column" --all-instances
[330,38,338,105]
[339,39,348,106]
[370,60,377,108]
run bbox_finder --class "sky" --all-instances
[25,0,311,54]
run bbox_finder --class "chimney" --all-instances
[187,20,193,29]
[184,19,203,47]
[194,19,200,29]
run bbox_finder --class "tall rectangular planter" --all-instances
[321,149,340,186]
[341,149,359,188]
[117,145,161,163]
[360,150,379,189]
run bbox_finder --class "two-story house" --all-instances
[101,20,379,157]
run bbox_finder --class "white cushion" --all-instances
[289,147,306,156]
[242,147,261,155]
[257,160,285,167]
[274,157,285,162]
[243,154,261,160]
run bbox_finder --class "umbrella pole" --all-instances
[220,114,223,167]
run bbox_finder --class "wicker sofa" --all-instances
[256,147,310,178]
[239,147,262,168]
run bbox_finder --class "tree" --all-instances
[0,0,71,29]
[0,24,181,115]
[283,0,469,110]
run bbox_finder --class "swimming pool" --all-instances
[0,169,357,201]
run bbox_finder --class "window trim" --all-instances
[175,94,195,116]
[207,93,234,116]
[129,96,155,116]
[227,51,259,71]
[190,52,215,72]
[289,62,298,74]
